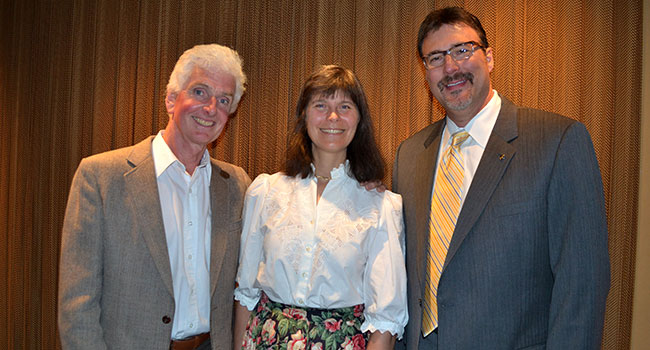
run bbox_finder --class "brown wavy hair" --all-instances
[284,65,385,182]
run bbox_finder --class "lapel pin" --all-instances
[499,154,506,160]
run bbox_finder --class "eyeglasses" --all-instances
[422,41,485,69]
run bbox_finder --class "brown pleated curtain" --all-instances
[0,0,641,349]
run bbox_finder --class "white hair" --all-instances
[166,44,247,113]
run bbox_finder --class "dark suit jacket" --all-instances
[58,136,251,349]
[393,97,610,349]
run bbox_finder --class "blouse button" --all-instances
[306,247,311,252]
[302,272,307,278]
[298,298,304,304]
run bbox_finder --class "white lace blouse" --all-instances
[234,162,408,338]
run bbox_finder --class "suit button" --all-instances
[162,315,171,324]
[418,298,422,307]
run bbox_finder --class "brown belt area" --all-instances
[170,332,210,350]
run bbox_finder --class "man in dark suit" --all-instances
[393,7,610,349]
[58,44,251,349]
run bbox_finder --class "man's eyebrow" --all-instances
[188,83,234,97]
[424,42,465,56]
[216,91,234,98]
[188,82,210,90]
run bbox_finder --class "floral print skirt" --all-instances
[241,292,367,350]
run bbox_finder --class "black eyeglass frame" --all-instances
[421,41,485,69]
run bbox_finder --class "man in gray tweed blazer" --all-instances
[394,7,610,349]
[58,44,251,350]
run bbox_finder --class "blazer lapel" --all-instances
[209,160,230,296]
[415,121,445,286]
[443,98,519,269]
[124,136,174,296]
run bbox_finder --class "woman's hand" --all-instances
[367,330,396,350]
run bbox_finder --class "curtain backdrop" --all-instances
[0,0,641,348]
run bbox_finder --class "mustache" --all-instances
[437,72,474,92]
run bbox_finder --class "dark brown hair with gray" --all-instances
[417,6,489,58]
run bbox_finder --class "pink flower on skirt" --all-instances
[261,319,277,341]
[283,307,308,320]
[324,318,342,332]
[242,336,256,350]
[257,294,270,312]
[341,337,354,350]
[352,334,366,350]
[310,342,323,350]
[288,330,307,350]
[260,293,270,304]
[249,315,260,330]
[353,304,364,317]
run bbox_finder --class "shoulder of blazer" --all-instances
[76,136,155,177]
[210,158,252,192]
[399,119,446,151]
[497,96,580,142]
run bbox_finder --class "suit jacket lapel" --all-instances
[209,160,229,296]
[443,98,519,269]
[415,121,445,285]
[124,136,174,296]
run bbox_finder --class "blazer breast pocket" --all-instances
[484,198,546,241]
[491,197,543,217]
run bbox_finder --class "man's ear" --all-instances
[165,92,177,115]
[485,47,494,72]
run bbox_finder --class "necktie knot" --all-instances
[452,131,470,148]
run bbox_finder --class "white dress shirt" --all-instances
[435,90,501,208]
[152,131,212,340]
[234,162,409,338]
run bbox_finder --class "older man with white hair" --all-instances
[58,44,251,350]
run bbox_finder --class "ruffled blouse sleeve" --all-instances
[360,190,409,339]
[234,173,271,311]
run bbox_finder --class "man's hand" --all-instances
[361,180,386,192]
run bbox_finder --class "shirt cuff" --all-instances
[233,288,261,311]
[360,318,405,340]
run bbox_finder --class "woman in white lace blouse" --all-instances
[233,65,407,350]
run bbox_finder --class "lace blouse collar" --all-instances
[309,160,351,181]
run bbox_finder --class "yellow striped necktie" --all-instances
[421,131,470,336]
